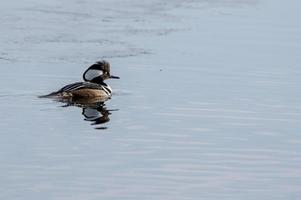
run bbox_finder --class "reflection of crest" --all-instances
[57,97,118,130]
[82,106,118,130]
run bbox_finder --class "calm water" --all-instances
[1,0,301,199]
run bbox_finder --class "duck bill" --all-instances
[109,75,120,79]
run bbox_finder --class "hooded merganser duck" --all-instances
[43,60,119,100]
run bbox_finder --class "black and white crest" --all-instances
[83,61,107,82]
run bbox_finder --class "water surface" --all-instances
[1,0,301,199]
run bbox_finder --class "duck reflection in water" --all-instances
[60,97,118,130]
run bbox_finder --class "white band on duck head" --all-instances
[83,69,102,82]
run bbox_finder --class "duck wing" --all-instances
[58,82,102,93]
[40,82,103,98]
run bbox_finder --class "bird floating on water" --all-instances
[42,60,120,101]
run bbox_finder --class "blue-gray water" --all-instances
[1,0,301,199]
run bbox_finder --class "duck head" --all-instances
[83,60,120,83]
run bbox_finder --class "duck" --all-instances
[43,60,119,100]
